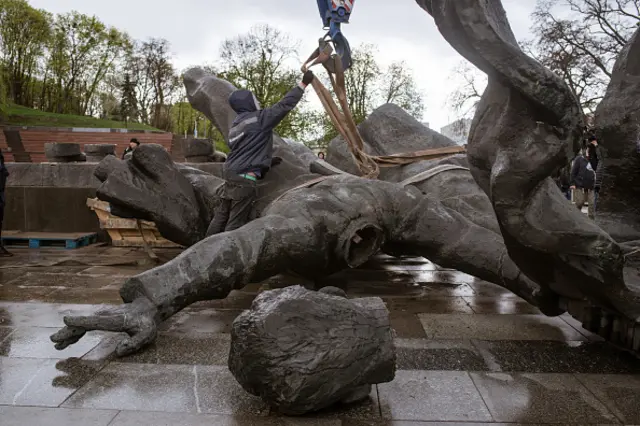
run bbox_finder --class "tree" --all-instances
[380,61,424,120]
[0,0,51,107]
[530,0,639,111]
[217,24,316,141]
[141,38,178,130]
[119,73,137,126]
[343,44,381,125]
[446,61,487,120]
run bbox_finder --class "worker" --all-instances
[206,70,315,236]
[122,138,140,160]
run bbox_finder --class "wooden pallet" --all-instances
[87,198,181,248]
[1,231,98,249]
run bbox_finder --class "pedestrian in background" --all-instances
[571,148,596,220]
[0,149,13,256]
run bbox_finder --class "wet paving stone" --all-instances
[470,372,619,424]
[389,313,428,338]
[0,357,106,406]
[63,363,270,415]
[0,285,57,302]
[0,302,98,327]
[377,370,492,422]
[395,339,489,371]
[463,297,541,315]
[17,272,123,289]
[158,307,243,335]
[472,340,640,374]
[467,282,522,298]
[110,411,341,426]
[0,327,104,358]
[0,268,28,284]
[0,406,118,426]
[41,287,123,304]
[290,386,381,420]
[0,326,13,342]
[383,297,474,314]
[418,314,586,341]
[576,374,640,424]
[118,333,230,365]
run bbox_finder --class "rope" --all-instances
[400,164,470,187]
[303,51,466,179]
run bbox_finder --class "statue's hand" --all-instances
[50,297,158,357]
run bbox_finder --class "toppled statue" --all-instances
[50,0,640,360]
[229,286,395,415]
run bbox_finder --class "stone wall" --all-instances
[0,126,172,163]
[2,162,223,234]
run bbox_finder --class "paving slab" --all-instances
[576,374,640,424]
[0,285,57,302]
[395,339,489,371]
[62,363,269,415]
[469,372,619,424]
[289,385,381,420]
[471,340,640,374]
[418,314,586,341]
[14,272,123,289]
[0,302,99,327]
[467,282,522,298]
[388,313,427,338]
[0,357,105,406]
[158,306,242,335]
[0,406,118,426]
[118,333,230,365]
[110,410,341,425]
[41,287,123,304]
[0,327,104,358]
[463,297,542,315]
[383,296,474,314]
[377,370,492,422]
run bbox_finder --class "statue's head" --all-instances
[228,89,261,113]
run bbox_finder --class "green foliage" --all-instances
[3,103,159,130]
[217,25,318,142]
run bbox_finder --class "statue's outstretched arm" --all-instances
[51,214,321,356]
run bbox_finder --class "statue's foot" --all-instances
[50,297,158,357]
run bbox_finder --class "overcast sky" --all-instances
[29,0,537,131]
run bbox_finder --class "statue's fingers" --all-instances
[115,326,157,357]
[63,313,126,332]
[50,326,86,350]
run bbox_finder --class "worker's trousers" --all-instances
[574,188,595,220]
[206,175,257,237]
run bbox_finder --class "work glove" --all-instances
[271,156,283,167]
[302,70,314,86]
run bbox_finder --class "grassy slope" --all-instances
[2,104,161,131]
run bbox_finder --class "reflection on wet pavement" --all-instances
[0,247,639,425]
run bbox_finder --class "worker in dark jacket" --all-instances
[0,150,12,256]
[570,148,596,219]
[122,138,140,160]
[553,162,572,201]
[206,70,315,236]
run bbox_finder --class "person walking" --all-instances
[570,148,596,219]
[0,149,13,256]
[205,70,315,236]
